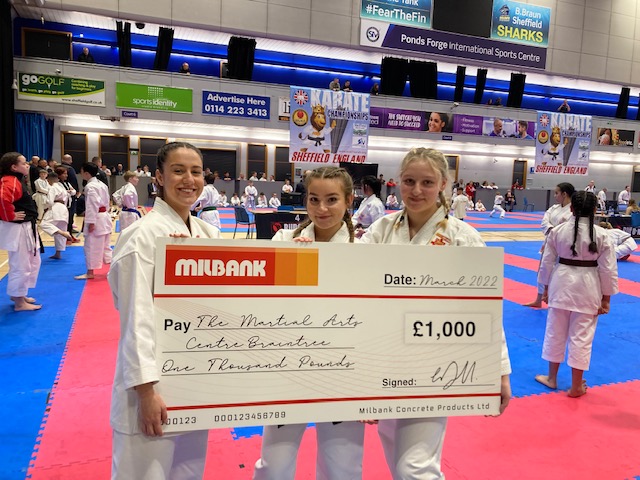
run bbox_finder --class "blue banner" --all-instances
[491,0,550,47]
[361,0,432,29]
[202,91,270,120]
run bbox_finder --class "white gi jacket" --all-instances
[597,190,607,210]
[605,228,637,259]
[451,194,469,219]
[541,203,572,235]
[352,195,385,228]
[119,183,139,231]
[272,221,352,243]
[269,196,281,208]
[191,184,220,211]
[108,198,221,434]
[83,177,112,235]
[539,218,618,315]
[43,182,69,223]
[362,209,512,376]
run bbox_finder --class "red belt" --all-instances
[98,206,107,213]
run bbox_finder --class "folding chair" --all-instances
[523,197,534,212]
[233,207,255,238]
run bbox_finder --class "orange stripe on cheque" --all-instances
[167,392,501,410]
[164,245,318,286]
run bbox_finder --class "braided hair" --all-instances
[570,191,598,257]
[395,147,450,231]
[292,166,355,242]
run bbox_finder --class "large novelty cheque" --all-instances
[289,86,369,164]
[154,239,504,433]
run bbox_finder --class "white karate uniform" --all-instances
[257,195,268,208]
[269,196,281,208]
[33,177,49,220]
[489,195,505,218]
[82,177,113,270]
[538,219,618,370]
[604,228,637,259]
[352,195,386,228]
[282,184,293,194]
[254,222,364,480]
[535,203,573,294]
[618,189,630,209]
[386,195,399,209]
[596,190,607,211]
[231,196,241,207]
[362,209,512,480]
[39,182,69,252]
[245,185,258,209]
[217,194,228,207]
[119,183,140,231]
[191,184,220,229]
[108,198,221,480]
[450,194,468,220]
[0,221,41,297]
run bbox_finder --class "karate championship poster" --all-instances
[289,87,370,164]
[534,111,592,175]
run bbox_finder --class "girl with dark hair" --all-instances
[361,148,512,479]
[535,191,618,397]
[254,167,362,479]
[0,152,42,311]
[352,175,385,237]
[108,142,221,479]
[525,182,576,308]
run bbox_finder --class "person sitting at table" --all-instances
[625,198,639,215]
[256,192,268,208]
[268,193,281,208]
[282,179,293,193]
[599,221,637,261]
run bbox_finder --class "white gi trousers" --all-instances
[200,209,221,229]
[253,422,365,480]
[112,430,208,480]
[489,205,505,218]
[84,232,112,269]
[7,223,41,297]
[40,219,67,252]
[378,417,447,480]
[542,307,598,371]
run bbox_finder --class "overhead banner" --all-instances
[491,0,551,47]
[370,107,425,130]
[361,0,432,29]
[361,19,546,69]
[534,111,592,175]
[596,128,634,147]
[289,87,369,164]
[17,72,105,107]
[116,82,193,113]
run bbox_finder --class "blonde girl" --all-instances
[361,148,512,479]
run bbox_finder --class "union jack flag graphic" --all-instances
[293,90,308,106]
[539,113,550,127]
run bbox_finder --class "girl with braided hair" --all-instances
[361,148,512,479]
[536,191,618,397]
[253,166,361,479]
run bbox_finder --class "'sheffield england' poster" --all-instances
[534,111,591,175]
[289,87,369,164]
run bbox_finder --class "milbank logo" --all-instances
[164,245,319,286]
[175,259,266,277]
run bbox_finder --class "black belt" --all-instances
[202,206,217,212]
[559,257,598,267]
